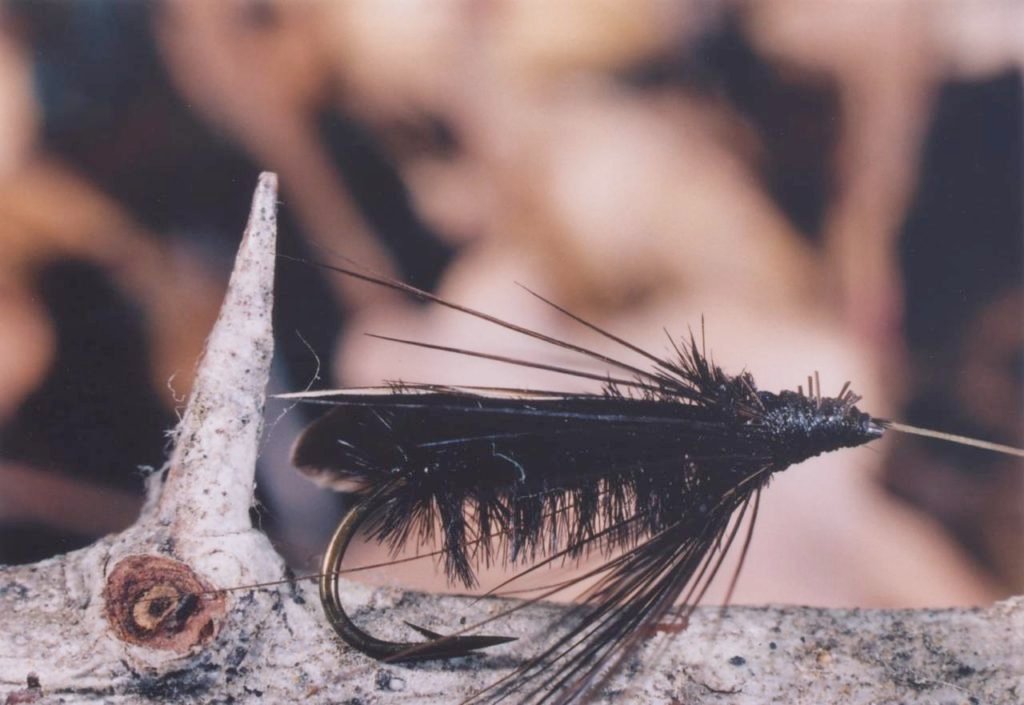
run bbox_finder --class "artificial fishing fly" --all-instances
[281,259,907,705]
[273,258,1024,705]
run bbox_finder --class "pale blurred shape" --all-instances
[0,29,37,177]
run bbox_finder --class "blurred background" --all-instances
[0,0,1020,609]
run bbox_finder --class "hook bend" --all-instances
[319,488,516,662]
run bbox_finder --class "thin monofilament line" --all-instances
[886,421,1024,458]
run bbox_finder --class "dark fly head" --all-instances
[756,389,885,468]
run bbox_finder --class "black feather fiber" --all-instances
[295,349,880,589]
[288,259,885,705]
[294,340,882,703]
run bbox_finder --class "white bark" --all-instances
[1,173,1020,704]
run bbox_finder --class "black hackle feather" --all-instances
[289,260,886,705]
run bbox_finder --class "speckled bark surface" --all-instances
[0,174,1020,705]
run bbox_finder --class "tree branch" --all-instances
[1,174,1019,704]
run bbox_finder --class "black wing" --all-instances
[293,390,772,586]
[293,391,754,490]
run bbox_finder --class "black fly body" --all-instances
[285,260,896,705]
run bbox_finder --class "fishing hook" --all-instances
[320,487,517,661]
